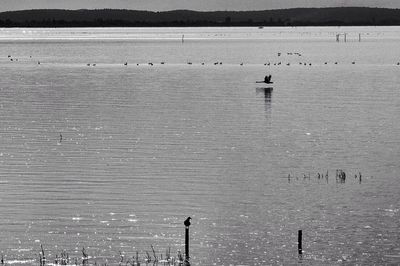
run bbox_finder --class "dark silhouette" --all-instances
[298,230,303,258]
[336,169,346,183]
[184,217,191,265]
[184,217,191,227]
[257,75,273,84]
[1,7,400,27]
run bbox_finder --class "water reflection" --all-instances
[256,87,273,114]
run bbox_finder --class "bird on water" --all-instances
[184,217,191,227]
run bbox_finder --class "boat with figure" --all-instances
[256,75,273,84]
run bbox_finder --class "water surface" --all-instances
[0,27,399,265]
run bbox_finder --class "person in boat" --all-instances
[264,75,273,84]
[256,75,273,84]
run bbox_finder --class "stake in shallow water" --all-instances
[298,230,303,256]
[184,217,191,265]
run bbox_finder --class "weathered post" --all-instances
[184,217,192,264]
[185,227,189,259]
[298,230,303,256]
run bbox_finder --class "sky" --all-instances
[1,0,399,12]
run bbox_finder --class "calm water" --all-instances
[0,27,399,265]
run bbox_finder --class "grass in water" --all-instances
[0,244,190,266]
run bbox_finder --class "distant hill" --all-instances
[1,7,400,27]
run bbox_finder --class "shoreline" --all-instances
[1,7,400,27]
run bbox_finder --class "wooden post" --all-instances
[344,33,347,42]
[298,230,303,255]
[185,226,190,262]
[183,217,191,264]
[359,33,361,42]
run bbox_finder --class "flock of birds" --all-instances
[287,170,364,184]
[6,53,400,67]
[82,60,398,67]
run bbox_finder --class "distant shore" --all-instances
[1,7,400,27]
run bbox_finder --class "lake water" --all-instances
[0,27,399,265]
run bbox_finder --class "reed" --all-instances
[22,244,187,266]
[83,247,89,265]
[150,245,158,262]
[39,244,46,266]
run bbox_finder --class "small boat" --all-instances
[256,75,273,84]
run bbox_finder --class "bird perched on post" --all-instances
[184,217,191,227]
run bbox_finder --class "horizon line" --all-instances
[2,6,400,14]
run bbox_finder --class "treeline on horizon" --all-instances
[1,7,400,27]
